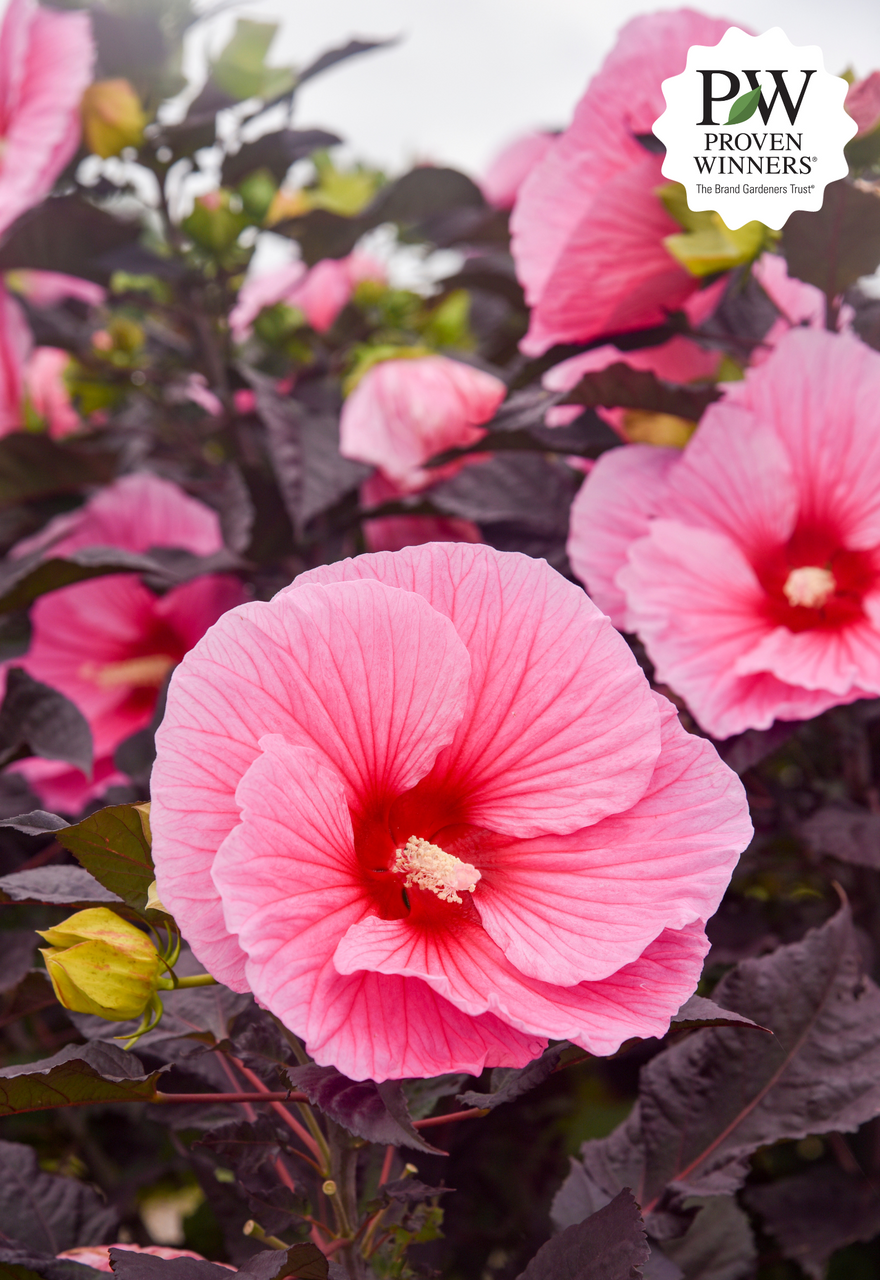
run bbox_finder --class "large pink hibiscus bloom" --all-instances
[510,10,735,356]
[229,251,385,341]
[0,0,94,240]
[10,473,245,811]
[570,329,880,739]
[151,543,750,1081]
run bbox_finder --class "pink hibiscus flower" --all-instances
[230,251,386,341]
[543,335,721,432]
[150,543,750,1081]
[846,72,880,137]
[0,0,94,240]
[9,473,246,812]
[510,10,735,356]
[480,131,557,210]
[340,354,506,494]
[0,284,31,435]
[24,346,79,438]
[570,328,880,739]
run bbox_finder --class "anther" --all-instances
[783,565,836,609]
[393,836,481,904]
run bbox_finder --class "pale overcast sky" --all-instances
[188,0,880,178]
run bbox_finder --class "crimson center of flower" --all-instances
[393,835,481,905]
[782,565,837,609]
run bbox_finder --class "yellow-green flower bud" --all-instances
[81,80,148,159]
[38,908,162,1021]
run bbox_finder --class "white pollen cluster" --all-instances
[783,565,837,609]
[393,836,481,904]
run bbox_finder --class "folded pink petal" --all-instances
[568,444,679,628]
[229,261,306,341]
[359,468,483,552]
[846,71,880,136]
[340,355,505,493]
[230,252,386,340]
[472,694,749,984]
[0,0,94,239]
[9,270,106,309]
[335,910,710,1057]
[290,543,663,837]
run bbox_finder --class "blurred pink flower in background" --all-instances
[340,354,505,492]
[24,346,79,437]
[6,269,106,309]
[359,470,482,554]
[8,473,246,812]
[846,71,880,136]
[0,285,31,434]
[151,543,750,1079]
[570,329,880,738]
[480,131,556,210]
[0,0,94,239]
[510,10,734,356]
[543,335,721,432]
[57,1247,232,1272]
[230,251,386,340]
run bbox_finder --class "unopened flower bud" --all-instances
[81,79,147,159]
[38,907,162,1020]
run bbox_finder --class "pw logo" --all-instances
[698,69,816,126]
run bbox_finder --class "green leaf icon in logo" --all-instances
[726,86,762,125]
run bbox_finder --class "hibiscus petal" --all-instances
[734,617,880,696]
[152,577,471,986]
[473,694,750,984]
[660,401,798,554]
[289,543,663,837]
[568,444,679,628]
[213,735,542,1080]
[621,520,845,737]
[335,911,710,1057]
[726,329,880,550]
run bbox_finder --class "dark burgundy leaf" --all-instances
[0,547,162,615]
[0,1137,117,1251]
[660,1196,756,1280]
[670,995,769,1033]
[744,1165,880,1279]
[0,668,92,776]
[0,196,146,285]
[108,1252,230,1280]
[697,267,780,349]
[297,411,370,528]
[0,1041,162,1117]
[0,970,56,1029]
[284,1064,442,1154]
[563,362,719,421]
[800,804,880,868]
[551,1158,612,1232]
[783,179,880,298]
[0,865,119,906]
[0,1245,103,1280]
[239,1243,329,1280]
[714,721,801,775]
[380,1178,452,1203]
[517,1189,650,1280]
[159,79,235,156]
[402,1072,469,1120]
[295,38,396,89]
[458,1044,567,1110]
[432,453,577,534]
[0,610,31,661]
[222,130,341,186]
[580,904,880,1213]
[0,435,115,509]
[0,931,38,993]
[90,7,166,83]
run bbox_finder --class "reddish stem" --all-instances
[229,1054,323,1162]
[412,1107,488,1129]
[378,1144,395,1186]
[154,1092,305,1104]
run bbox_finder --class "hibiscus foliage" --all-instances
[3,2,880,1279]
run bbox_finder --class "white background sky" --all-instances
[187,0,880,179]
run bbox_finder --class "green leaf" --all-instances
[211,19,294,102]
[726,85,762,125]
[0,1042,161,1117]
[56,803,154,912]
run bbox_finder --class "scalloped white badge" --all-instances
[653,27,857,230]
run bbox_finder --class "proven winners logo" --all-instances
[653,26,856,229]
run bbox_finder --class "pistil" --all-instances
[783,565,836,609]
[394,835,481,904]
